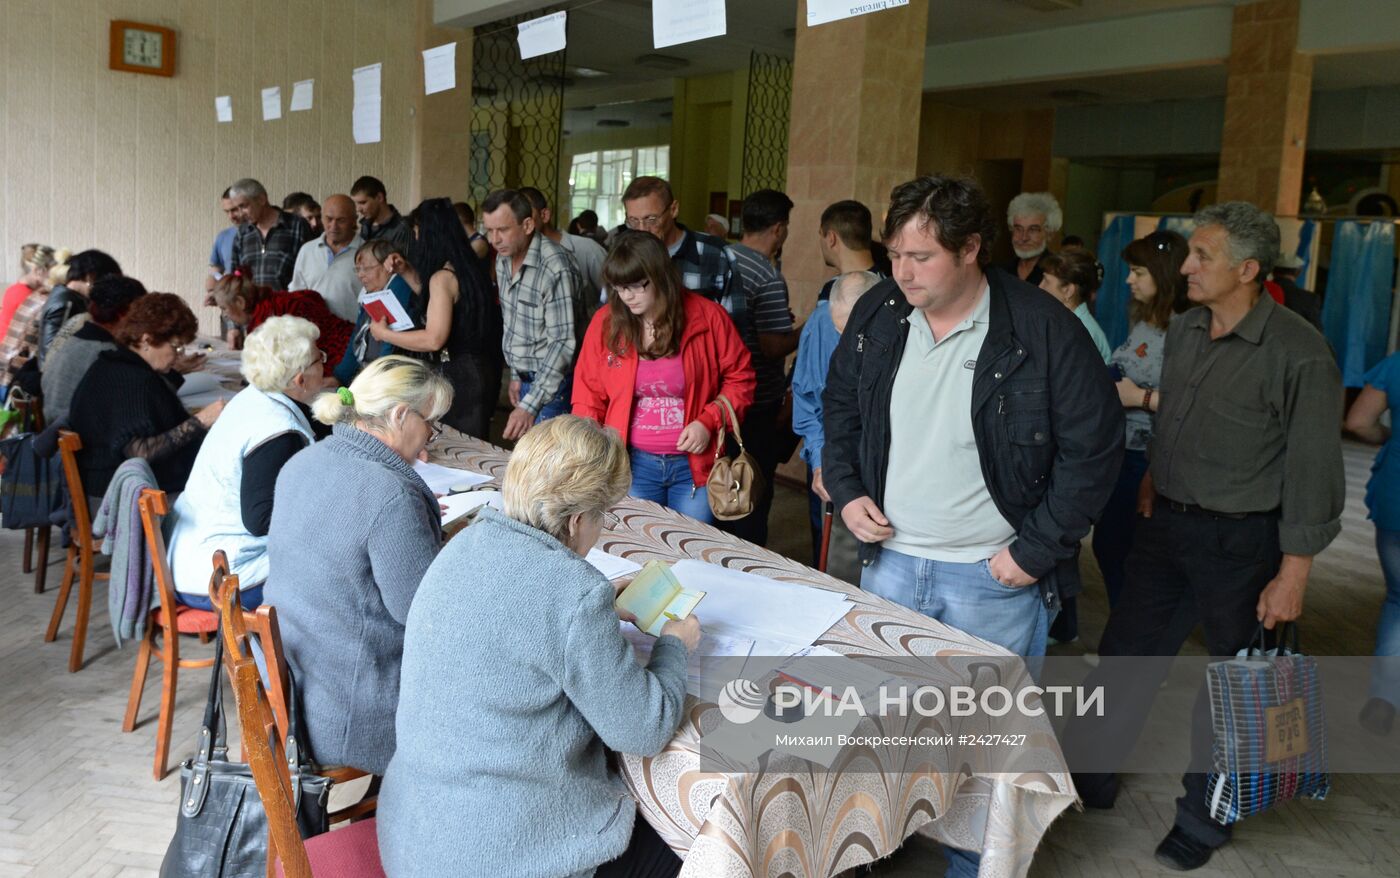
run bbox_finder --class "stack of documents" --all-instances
[668,560,851,655]
[412,460,492,495]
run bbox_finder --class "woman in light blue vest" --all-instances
[165,316,327,610]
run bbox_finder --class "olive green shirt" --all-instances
[1150,293,1343,557]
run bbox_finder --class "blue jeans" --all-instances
[518,372,573,423]
[1372,528,1400,704]
[860,547,1049,878]
[628,448,712,524]
[175,583,264,612]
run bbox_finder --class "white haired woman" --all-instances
[165,316,328,610]
[380,415,701,878]
[263,355,451,776]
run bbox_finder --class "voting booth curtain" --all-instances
[1322,220,1398,388]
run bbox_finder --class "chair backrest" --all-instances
[221,618,313,878]
[56,431,91,543]
[209,558,292,741]
[137,489,181,631]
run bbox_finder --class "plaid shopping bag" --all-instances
[1205,623,1329,824]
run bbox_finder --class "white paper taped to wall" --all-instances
[290,79,314,111]
[352,63,382,144]
[807,0,910,28]
[261,86,282,121]
[215,96,233,123]
[517,11,567,60]
[652,0,726,49]
[422,42,456,95]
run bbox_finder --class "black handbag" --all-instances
[160,632,332,878]
[0,430,63,530]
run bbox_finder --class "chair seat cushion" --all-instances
[275,817,386,877]
[154,604,219,634]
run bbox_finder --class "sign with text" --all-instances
[807,0,911,28]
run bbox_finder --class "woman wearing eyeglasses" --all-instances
[572,232,755,524]
[67,293,225,503]
[165,317,330,611]
[209,270,353,368]
[263,355,452,776]
[331,240,422,386]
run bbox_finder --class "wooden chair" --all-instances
[122,489,219,780]
[7,391,51,593]
[208,556,376,825]
[43,431,110,672]
[214,570,385,878]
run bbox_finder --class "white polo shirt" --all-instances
[291,233,364,323]
[883,285,1016,562]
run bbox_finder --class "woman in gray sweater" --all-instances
[263,355,452,775]
[379,415,700,878]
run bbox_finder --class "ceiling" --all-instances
[922,0,1238,45]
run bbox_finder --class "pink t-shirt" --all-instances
[630,354,686,454]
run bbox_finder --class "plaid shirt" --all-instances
[231,209,312,289]
[496,234,585,414]
[0,289,47,387]
[670,224,742,323]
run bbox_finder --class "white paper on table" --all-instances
[439,490,502,527]
[807,0,910,28]
[652,0,726,49]
[352,63,382,144]
[290,79,314,111]
[517,11,567,60]
[412,460,492,495]
[175,371,225,399]
[421,42,456,95]
[215,96,233,123]
[585,549,641,581]
[261,86,282,121]
[358,288,413,330]
[668,560,851,649]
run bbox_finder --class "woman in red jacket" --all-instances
[573,232,755,524]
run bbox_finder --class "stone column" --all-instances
[412,0,474,203]
[784,0,930,318]
[1216,0,1312,215]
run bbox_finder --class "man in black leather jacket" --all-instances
[822,175,1122,652]
[37,249,121,369]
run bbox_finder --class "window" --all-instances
[567,145,670,232]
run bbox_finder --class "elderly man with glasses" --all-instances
[620,176,741,321]
[1003,191,1062,286]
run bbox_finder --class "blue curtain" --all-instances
[1322,220,1397,387]
[1095,215,1139,349]
[1294,219,1317,287]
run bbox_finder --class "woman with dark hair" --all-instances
[1039,248,1112,362]
[39,249,121,366]
[369,197,504,439]
[210,271,352,366]
[68,293,225,499]
[572,232,754,524]
[1086,230,1189,639]
[42,275,146,424]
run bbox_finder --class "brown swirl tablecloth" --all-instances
[431,432,1075,878]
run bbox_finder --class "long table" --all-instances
[431,432,1076,878]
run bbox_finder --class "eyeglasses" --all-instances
[625,213,667,230]
[1011,225,1045,236]
[353,260,385,276]
[303,349,328,370]
[600,510,621,529]
[614,279,651,296]
[410,409,442,444]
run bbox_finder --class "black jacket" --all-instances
[38,284,86,369]
[821,268,1123,609]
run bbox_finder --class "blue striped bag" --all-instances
[1205,623,1329,824]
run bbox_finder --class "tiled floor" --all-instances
[1,440,1397,877]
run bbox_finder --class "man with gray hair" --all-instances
[1072,201,1344,871]
[228,177,312,290]
[1003,191,1061,285]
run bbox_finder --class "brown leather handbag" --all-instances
[706,395,764,521]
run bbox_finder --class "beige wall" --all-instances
[0,0,465,332]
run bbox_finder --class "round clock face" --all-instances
[123,30,162,68]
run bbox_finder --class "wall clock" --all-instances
[109,20,176,77]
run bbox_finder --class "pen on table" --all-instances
[663,612,680,621]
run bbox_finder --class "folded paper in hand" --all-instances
[360,289,413,330]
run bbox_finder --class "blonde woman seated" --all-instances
[264,355,452,776]
[380,415,701,878]
[165,316,328,611]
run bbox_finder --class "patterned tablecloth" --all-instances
[431,431,1076,878]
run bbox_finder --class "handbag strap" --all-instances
[183,629,227,818]
[1245,622,1303,656]
[711,394,746,457]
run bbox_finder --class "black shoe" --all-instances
[1153,826,1214,871]
[1071,772,1119,809]
[1360,697,1395,736]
